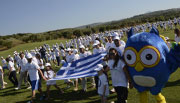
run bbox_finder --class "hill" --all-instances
[1,8,180,50]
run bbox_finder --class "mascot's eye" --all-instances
[127,54,132,60]
[140,48,159,66]
[146,54,152,60]
[124,49,137,66]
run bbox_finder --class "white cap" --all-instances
[112,32,119,37]
[85,48,89,51]
[114,36,120,40]
[66,48,72,51]
[79,45,85,49]
[26,53,32,59]
[93,40,100,46]
[45,63,51,67]
[73,49,78,54]
[94,64,103,71]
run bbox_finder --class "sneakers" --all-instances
[3,82,7,85]
[15,87,21,90]
[0,86,5,90]
[74,87,78,91]
[27,86,31,89]
[27,100,33,103]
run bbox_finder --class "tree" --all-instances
[73,30,83,37]
[99,26,105,32]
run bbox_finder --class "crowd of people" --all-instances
[1,17,180,103]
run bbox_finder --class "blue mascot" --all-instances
[123,27,180,103]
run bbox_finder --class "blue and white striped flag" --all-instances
[51,52,107,80]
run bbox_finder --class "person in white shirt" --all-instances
[105,35,114,52]
[113,36,126,56]
[35,54,45,74]
[15,52,30,90]
[54,47,61,66]
[106,48,132,103]
[64,48,75,89]
[25,53,46,103]
[44,63,64,100]
[0,66,5,89]
[174,28,180,43]
[93,40,106,54]
[50,49,56,65]
[95,64,109,103]
[60,47,66,61]
[6,57,18,87]
[72,49,80,91]
[1,57,8,70]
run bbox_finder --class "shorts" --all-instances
[2,66,8,70]
[31,80,41,91]
[46,80,56,85]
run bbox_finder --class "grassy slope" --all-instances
[0,27,180,103]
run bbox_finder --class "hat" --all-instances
[94,64,103,71]
[112,32,119,37]
[45,63,51,67]
[66,48,72,51]
[114,36,120,40]
[79,45,85,49]
[73,49,78,54]
[26,53,32,59]
[93,40,100,46]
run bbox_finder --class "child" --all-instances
[0,65,5,89]
[95,64,109,103]
[44,63,64,100]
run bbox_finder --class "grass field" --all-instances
[0,27,180,103]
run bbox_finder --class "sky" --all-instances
[0,0,180,36]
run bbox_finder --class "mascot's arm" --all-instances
[167,42,180,73]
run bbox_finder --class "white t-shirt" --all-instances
[79,51,91,59]
[1,59,7,67]
[8,61,16,71]
[73,54,80,61]
[175,34,180,43]
[55,48,60,57]
[105,42,114,52]
[98,73,109,96]
[19,57,28,72]
[66,54,75,63]
[60,49,66,57]
[37,59,44,70]
[108,59,128,87]
[93,47,106,54]
[51,51,56,60]
[44,70,55,79]
[25,62,40,81]
[114,41,125,56]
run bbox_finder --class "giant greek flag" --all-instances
[51,52,106,80]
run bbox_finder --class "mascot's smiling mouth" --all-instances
[133,76,156,87]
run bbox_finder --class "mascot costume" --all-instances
[123,27,180,103]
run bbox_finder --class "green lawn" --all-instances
[0,27,180,103]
